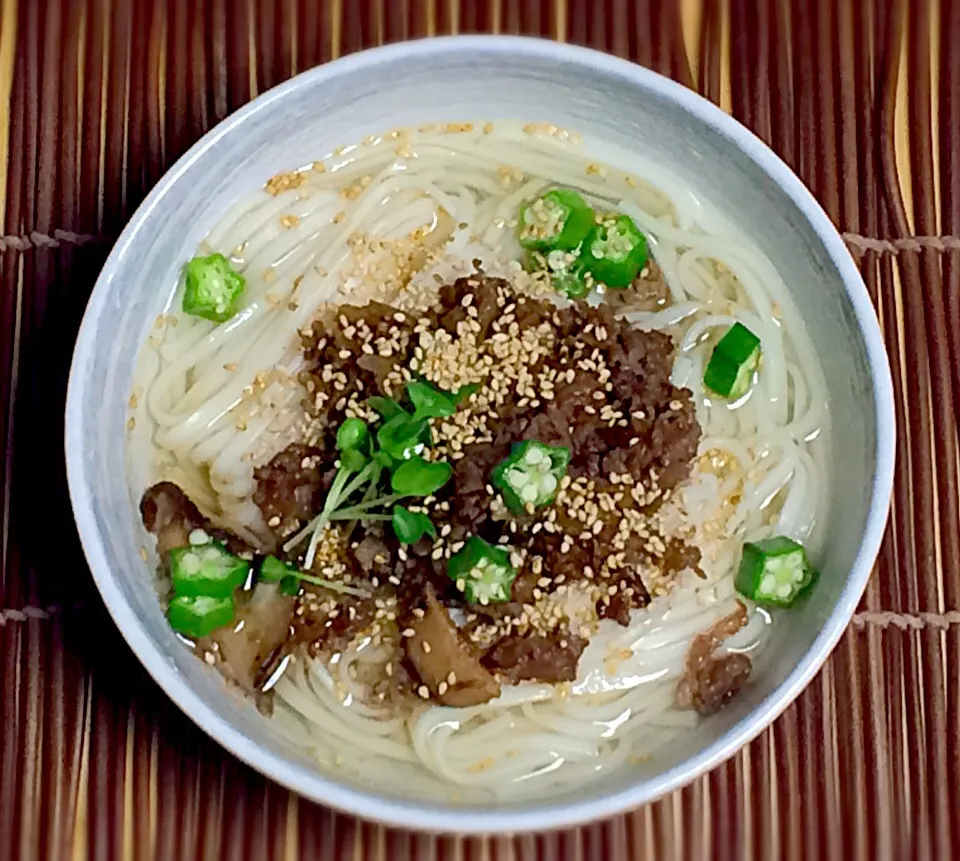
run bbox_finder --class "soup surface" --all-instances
[130,121,828,801]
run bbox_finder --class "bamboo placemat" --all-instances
[1,1,958,858]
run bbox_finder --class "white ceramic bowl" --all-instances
[65,36,895,833]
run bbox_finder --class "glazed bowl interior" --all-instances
[66,36,893,833]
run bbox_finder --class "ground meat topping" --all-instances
[601,258,672,314]
[290,587,379,658]
[215,272,703,705]
[483,632,586,684]
[254,443,334,533]
[675,601,752,715]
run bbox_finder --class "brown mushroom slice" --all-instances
[210,584,296,694]
[405,585,500,707]
[675,600,752,715]
[140,481,206,554]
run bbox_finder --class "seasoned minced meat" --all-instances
[483,632,586,684]
[254,443,335,529]
[287,588,378,657]
[601,258,672,314]
[687,652,751,714]
[349,530,396,583]
[247,273,702,702]
[296,275,699,492]
[663,538,704,577]
[600,580,651,626]
[676,602,752,715]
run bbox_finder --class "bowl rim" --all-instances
[65,34,896,834]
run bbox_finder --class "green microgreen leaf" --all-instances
[258,555,295,584]
[336,417,369,452]
[339,447,368,473]
[374,450,396,468]
[406,380,457,421]
[378,415,429,461]
[391,505,438,544]
[452,382,481,405]
[259,556,356,598]
[367,396,409,422]
[279,575,301,596]
[390,456,452,497]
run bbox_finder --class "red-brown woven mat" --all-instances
[2,1,958,858]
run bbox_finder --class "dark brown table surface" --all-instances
[2,1,958,858]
